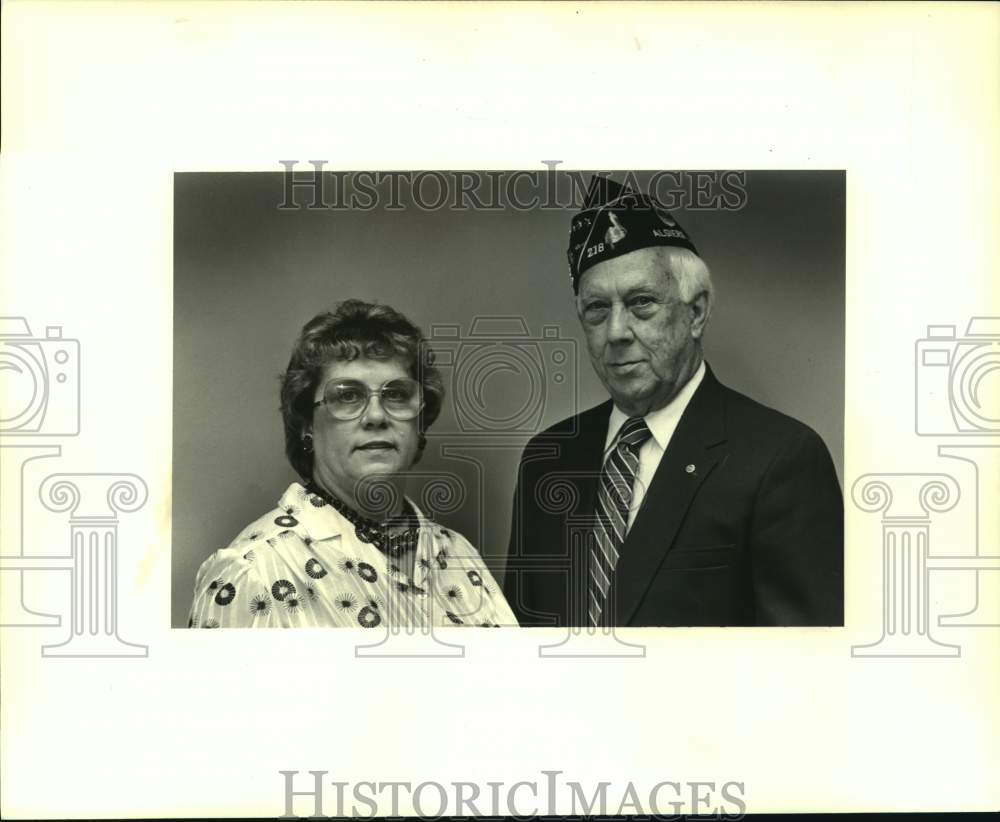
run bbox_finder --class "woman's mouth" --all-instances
[355,441,396,452]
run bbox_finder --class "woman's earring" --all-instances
[302,432,314,452]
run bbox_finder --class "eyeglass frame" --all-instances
[312,377,426,422]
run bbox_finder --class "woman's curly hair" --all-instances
[279,299,444,480]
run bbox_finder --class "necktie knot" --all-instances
[617,416,652,453]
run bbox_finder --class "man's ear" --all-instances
[688,290,711,339]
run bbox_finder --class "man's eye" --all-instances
[631,296,655,308]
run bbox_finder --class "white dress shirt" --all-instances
[603,360,706,531]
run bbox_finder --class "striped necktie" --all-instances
[589,415,652,627]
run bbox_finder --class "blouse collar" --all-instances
[277,482,444,550]
[303,481,420,556]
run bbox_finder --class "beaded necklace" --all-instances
[306,483,421,557]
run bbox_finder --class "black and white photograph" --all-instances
[2,3,997,819]
[172,169,845,630]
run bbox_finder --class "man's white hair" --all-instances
[657,246,715,317]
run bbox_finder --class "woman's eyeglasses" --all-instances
[313,379,424,421]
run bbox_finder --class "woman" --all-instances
[188,299,517,628]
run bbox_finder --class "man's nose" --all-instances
[606,305,634,344]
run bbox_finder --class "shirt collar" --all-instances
[277,481,444,542]
[604,359,707,453]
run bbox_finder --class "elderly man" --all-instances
[503,176,843,627]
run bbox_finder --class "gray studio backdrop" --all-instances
[172,170,845,627]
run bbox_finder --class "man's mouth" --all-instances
[608,360,644,373]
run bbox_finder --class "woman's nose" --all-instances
[361,395,388,426]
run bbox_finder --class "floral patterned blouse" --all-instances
[187,482,517,629]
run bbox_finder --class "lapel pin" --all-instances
[685,464,696,474]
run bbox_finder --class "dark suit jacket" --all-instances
[502,364,843,626]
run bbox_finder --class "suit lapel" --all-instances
[572,400,614,518]
[610,364,728,625]
[539,402,611,627]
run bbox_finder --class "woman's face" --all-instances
[309,356,421,507]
